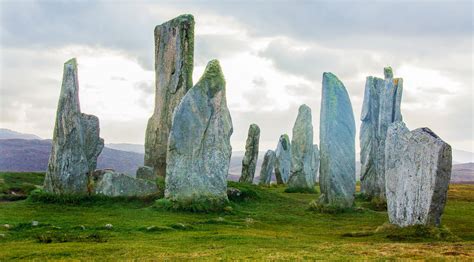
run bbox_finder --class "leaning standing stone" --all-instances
[319,72,356,208]
[360,67,403,200]
[287,105,316,191]
[239,124,260,183]
[385,122,452,227]
[145,14,194,178]
[166,60,233,207]
[259,150,276,185]
[275,134,291,184]
[44,58,104,194]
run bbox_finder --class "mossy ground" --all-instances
[0,172,473,260]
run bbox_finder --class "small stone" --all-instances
[274,134,291,184]
[259,150,276,185]
[93,171,158,197]
[319,72,356,208]
[136,166,156,180]
[0,233,5,238]
[239,124,260,183]
[385,122,452,227]
[3,224,11,229]
[287,105,316,191]
[32,221,39,227]
[166,60,232,206]
[104,224,113,229]
[226,187,242,199]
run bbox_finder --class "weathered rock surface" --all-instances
[360,67,403,200]
[94,171,158,197]
[312,144,320,184]
[259,150,276,185]
[165,60,233,204]
[385,122,452,227]
[145,14,194,178]
[44,58,104,194]
[136,166,156,180]
[319,72,356,208]
[239,124,260,183]
[275,134,291,184]
[287,105,316,190]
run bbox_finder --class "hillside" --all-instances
[0,139,143,175]
[1,138,473,183]
[0,128,41,140]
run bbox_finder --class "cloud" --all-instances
[0,1,472,153]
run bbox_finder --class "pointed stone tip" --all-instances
[323,72,335,79]
[202,59,224,79]
[196,59,225,96]
[176,14,194,22]
[298,104,311,114]
[280,134,290,141]
[249,123,260,131]
[384,66,393,79]
[64,58,77,68]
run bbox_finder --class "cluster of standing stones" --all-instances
[43,14,452,228]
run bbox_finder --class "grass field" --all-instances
[0,172,473,260]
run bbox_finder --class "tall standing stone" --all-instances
[385,122,452,227]
[239,124,260,183]
[287,105,316,191]
[259,150,276,185]
[145,14,194,178]
[360,67,403,200]
[166,60,232,205]
[275,134,291,184]
[312,144,320,184]
[319,72,356,208]
[44,58,104,194]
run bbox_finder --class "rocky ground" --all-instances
[0,172,473,260]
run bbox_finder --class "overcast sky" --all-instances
[0,0,472,153]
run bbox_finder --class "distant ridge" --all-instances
[0,128,42,140]
[0,130,473,183]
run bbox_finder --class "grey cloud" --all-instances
[195,34,249,66]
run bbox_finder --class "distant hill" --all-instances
[0,129,473,183]
[0,139,143,176]
[106,143,144,154]
[451,162,474,183]
[0,128,42,140]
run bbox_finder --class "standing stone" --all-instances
[259,150,276,185]
[44,58,104,194]
[166,60,233,205]
[287,105,316,191]
[145,14,194,178]
[385,122,452,227]
[274,134,291,184]
[319,72,356,208]
[239,124,260,183]
[312,144,320,184]
[360,67,403,200]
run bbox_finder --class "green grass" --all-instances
[0,172,44,200]
[0,172,473,260]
